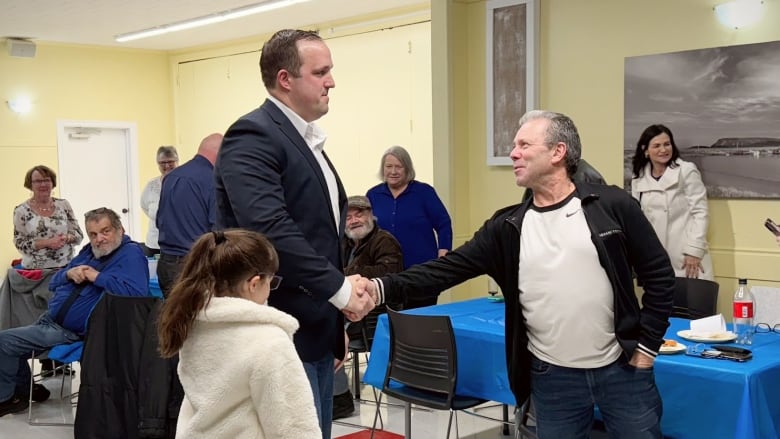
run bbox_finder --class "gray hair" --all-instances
[156,145,178,161]
[378,145,416,183]
[84,207,123,231]
[518,110,581,177]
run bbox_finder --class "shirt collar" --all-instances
[267,95,327,151]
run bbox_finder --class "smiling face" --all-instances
[285,39,335,123]
[86,216,123,258]
[645,132,673,170]
[383,154,407,189]
[509,118,557,188]
[157,154,178,176]
[345,207,374,241]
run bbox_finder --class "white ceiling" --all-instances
[0,0,428,51]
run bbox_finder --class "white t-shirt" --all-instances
[519,194,622,368]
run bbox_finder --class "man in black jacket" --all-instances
[364,111,675,438]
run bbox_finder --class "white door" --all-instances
[56,121,140,252]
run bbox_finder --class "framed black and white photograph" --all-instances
[486,0,539,166]
[624,40,780,198]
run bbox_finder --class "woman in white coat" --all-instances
[630,124,714,280]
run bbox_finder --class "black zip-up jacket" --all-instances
[376,182,675,405]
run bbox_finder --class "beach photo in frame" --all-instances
[624,40,780,198]
[486,0,539,166]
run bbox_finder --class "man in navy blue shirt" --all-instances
[156,133,222,297]
[0,207,148,416]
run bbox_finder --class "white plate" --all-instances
[659,341,686,354]
[676,330,737,343]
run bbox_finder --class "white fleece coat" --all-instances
[631,159,714,280]
[175,296,321,439]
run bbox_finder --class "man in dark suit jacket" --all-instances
[214,29,374,439]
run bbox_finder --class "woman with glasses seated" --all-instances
[140,146,179,257]
[13,165,83,270]
[157,230,321,438]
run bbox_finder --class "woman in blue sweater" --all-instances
[366,146,452,308]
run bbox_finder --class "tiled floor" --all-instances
[0,356,608,438]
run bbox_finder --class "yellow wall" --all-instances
[0,43,174,266]
[439,0,780,309]
[169,10,433,200]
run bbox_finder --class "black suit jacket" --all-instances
[214,99,347,362]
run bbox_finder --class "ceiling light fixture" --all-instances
[115,0,312,43]
[713,0,764,29]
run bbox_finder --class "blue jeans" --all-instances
[530,355,663,439]
[0,313,80,401]
[303,352,335,439]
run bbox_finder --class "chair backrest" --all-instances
[361,304,385,347]
[384,308,456,405]
[672,277,719,319]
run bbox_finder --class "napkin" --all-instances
[690,314,727,335]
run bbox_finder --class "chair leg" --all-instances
[371,387,384,430]
[370,392,384,439]
[445,409,454,439]
[502,404,510,436]
[352,351,360,399]
[405,401,412,438]
[27,350,36,424]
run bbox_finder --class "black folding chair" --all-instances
[370,308,486,438]
[672,277,719,319]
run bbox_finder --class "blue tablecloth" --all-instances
[363,298,780,439]
[364,298,514,405]
[149,278,163,298]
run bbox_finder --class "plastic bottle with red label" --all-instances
[733,278,755,345]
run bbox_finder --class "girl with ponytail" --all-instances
[157,229,321,438]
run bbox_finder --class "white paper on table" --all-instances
[689,314,727,335]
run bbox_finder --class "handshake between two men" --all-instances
[342,274,382,322]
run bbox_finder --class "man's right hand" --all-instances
[358,277,379,304]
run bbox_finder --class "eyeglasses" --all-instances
[268,275,283,291]
[31,178,52,185]
[755,323,780,334]
[158,160,177,166]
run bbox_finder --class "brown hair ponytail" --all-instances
[157,229,279,357]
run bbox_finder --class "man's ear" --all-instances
[276,69,292,92]
[551,142,568,165]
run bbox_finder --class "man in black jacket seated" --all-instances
[363,111,675,439]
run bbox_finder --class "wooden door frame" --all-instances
[56,120,141,240]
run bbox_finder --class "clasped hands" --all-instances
[40,234,70,250]
[342,275,381,322]
[66,265,99,284]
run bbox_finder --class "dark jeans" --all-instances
[156,253,186,438]
[530,355,663,439]
[157,253,185,298]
